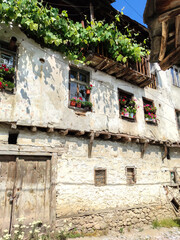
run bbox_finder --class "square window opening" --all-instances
[118,89,137,120]
[94,169,106,186]
[8,132,18,144]
[0,38,17,92]
[143,98,157,124]
[126,167,136,185]
[176,110,180,130]
[69,67,92,111]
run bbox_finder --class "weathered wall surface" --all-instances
[0,126,178,231]
[0,24,180,142]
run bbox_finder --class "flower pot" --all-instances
[86,89,91,94]
[70,101,76,107]
[76,103,81,108]
[152,119,156,123]
[129,113,134,118]
[121,112,124,116]
[124,112,129,117]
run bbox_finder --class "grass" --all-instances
[152,218,180,229]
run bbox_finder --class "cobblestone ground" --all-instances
[69,227,180,240]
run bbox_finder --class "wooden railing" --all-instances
[93,43,157,89]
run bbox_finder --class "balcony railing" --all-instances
[86,44,156,88]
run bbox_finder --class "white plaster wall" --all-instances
[0,24,180,142]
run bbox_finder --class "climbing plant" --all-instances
[0,0,149,64]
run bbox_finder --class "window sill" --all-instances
[145,119,157,125]
[0,88,15,94]
[69,105,92,112]
[120,114,136,122]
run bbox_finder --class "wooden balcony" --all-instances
[86,51,155,88]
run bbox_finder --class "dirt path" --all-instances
[69,226,180,240]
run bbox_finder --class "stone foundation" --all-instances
[56,204,175,233]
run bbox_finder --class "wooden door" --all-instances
[0,156,16,232]
[0,156,51,233]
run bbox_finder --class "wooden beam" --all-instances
[31,126,37,132]
[94,132,100,138]
[47,127,54,133]
[141,142,149,158]
[75,131,85,136]
[116,67,129,78]
[112,135,122,141]
[159,7,180,23]
[88,132,94,158]
[162,145,168,161]
[175,15,180,48]
[160,46,180,71]
[11,123,17,129]
[106,63,119,74]
[121,136,131,143]
[101,133,111,140]
[59,130,68,136]
[95,59,107,70]
[159,20,168,61]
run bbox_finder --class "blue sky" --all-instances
[112,0,147,26]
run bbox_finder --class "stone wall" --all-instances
[56,204,175,232]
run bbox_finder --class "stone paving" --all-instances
[70,227,180,240]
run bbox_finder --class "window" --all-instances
[0,37,17,91]
[176,111,180,130]
[126,167,136,185]
[171,67,180,87]
[170,171,177,184]
[94,169,106,186]
[69,67,92,111]
[118,89,137,120]
[143,98,157,124]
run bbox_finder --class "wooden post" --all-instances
[88,132,94,158]
[90,2,94,23]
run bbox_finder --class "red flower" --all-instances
[79,97,82,100]
[122,99,125,102]
[0,82,2,88]
[4,68,9,72]
[2,64,6,68]
[6,84,8,86]
[0,67,2,69]
[90,84,93,87]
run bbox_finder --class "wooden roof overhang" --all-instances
[144,0,180,70]
[85,53,152,88]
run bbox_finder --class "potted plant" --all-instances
[86,84,93,94]
[119,96,127,106]
[82,101,92,111]
[121,108,125,116]
[76,97,83,108]
[70,97,76,107]
[124,108,129,117]
[0,64,15,90]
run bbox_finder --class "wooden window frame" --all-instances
[0,40,17,93]
[143,97,157,125]
[94,168,107,187]
[126,167,137,185]
[171,66,180,87]
[118,89,136,122]
[175,110,180,130]
[170,171,177,184]
[69,66,91,112]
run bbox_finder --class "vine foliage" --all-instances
[0,0,148,64]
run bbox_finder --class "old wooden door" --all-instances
[0,156,16,232]
[0,156,51,233]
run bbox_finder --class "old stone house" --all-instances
[0,0,180,234]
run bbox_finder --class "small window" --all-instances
[170,171,176,184]
[143,98,157,124]
[8,132,18,144]
[176,110,180,130]
[0,38,17,91]
[94,169,106,186]
[126,167,136,185]
[69,67,92,111]
[171,67,180,87]
[118,89,137,120]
